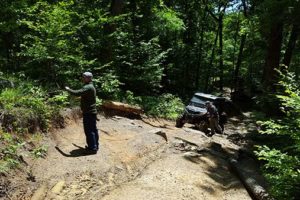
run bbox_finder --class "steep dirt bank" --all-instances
[3,113,259,200]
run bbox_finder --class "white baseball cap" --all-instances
[83,72,93,78]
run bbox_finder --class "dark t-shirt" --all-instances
[67,82,97,114]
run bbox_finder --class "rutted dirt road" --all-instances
[8,113,257,200]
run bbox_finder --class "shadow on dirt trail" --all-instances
[55,144,96,157]
[183,147,244,191]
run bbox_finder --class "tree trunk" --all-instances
[103,0,124,62]
[241,0,248,17]
[195,10,208,88]
[262,21,283,90]
[129,0,138,40]
[2,32,13,66]
[102,101,143,115]
[232,18,240,78]
[283,24,299,67]
[183,2,193,95]
[229,158,272,200]
[205,27,219,92]
[231,5,244,92]
[110,0,124,16]
[233,34,246,91]
[218,14,224,91]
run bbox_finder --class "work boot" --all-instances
[85,146,98,154]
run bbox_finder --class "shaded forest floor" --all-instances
[3,112,262,200]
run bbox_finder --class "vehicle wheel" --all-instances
[175,116,185,128]
[219,113,227,133]
[220,112,227,124]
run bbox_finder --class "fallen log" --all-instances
[229,158,273,200]
[101,101,143,115]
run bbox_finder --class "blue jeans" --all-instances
[83,114,99,150]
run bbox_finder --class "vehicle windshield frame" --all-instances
[189,95,213,108]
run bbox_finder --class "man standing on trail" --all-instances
[65,72,99,154]
[205,101,223,136]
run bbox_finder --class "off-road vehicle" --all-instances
[176,92,230,133]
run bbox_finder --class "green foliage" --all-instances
[255,72,300,199]
[30,145,48,159]
[123,90,142,106]
[255,146,300,200]
[94,71,121,100]
[0,131,25,174]
[141,93,184,120]
[114,31,169,94]
[152,6,185,37]
[1,0,300,100]
[0,78,64,133]
[48,91,69,107]
[254,93,282,116]
[19,0,93,84]
[0,130,49,173]
[0,86,51,132]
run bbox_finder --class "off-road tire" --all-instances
[175,116,185,128]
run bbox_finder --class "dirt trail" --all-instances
[17,114,255,200]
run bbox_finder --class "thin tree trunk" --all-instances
[241,0,248,17]
[233,34,246,91]
[203,2,227,92]
[232,19,240,76]
[205,27,219,92]
[234,0,248,89]
[195,10,208,88]
[283,24,299,67]
[183,1,193,95]
[129,0,138,40]
[230,12,240,92]
[218,14,224,91]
